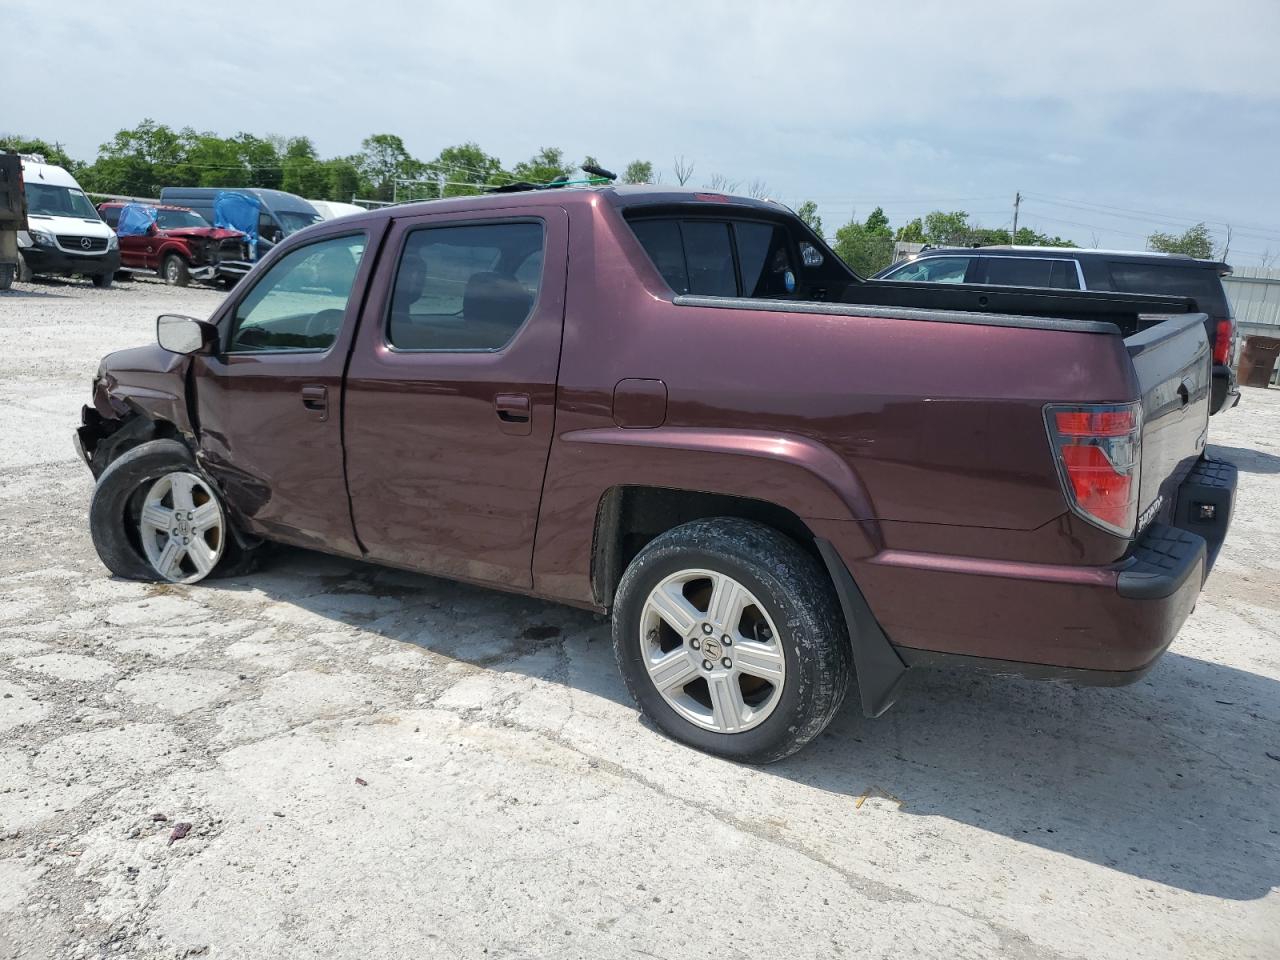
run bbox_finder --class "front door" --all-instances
[343,205,568,588]
[191,221,386,555]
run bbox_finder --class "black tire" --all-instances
[612,518,852,763]
[161,254,190,287]
[91,272,113,289]
[89,439,256,582]
[0,263,14,290]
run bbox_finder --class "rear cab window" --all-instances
[628,216,801,299]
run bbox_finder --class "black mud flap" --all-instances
[815,538,907,718]
[1172,457,1237,575]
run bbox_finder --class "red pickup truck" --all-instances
[75,184,1237,762]
[98,202,251,286]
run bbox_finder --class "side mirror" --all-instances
[147,222,159,235]
[157,314,218,355]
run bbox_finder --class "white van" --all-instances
[17,156,119,287]
[307,199,366,221]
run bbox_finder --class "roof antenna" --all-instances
[581,163,617,182]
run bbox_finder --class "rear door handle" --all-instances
[301,384,328,421]
[494,392,531,435]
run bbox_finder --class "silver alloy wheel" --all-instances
[639,568,786,733]
[165,258,181,283]
[137,471,225,584]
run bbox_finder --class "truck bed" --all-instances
[847,277,1196,336]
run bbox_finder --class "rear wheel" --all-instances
[89,439,255,583]
[161,254,190,287]
[612,518,852,763]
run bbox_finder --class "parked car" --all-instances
[158,187,321,257]
[0,153,26,290]
[98,202,252,287]
[874,246,1240,413]
[308,199,366,221]
[15,156,119,287]
[74,184,1236,763]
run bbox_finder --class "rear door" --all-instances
[343,205,567,588]
[192,220,386,555]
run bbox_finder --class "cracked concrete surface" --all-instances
[0,277,1277,959]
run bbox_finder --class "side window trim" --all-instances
[222,231,367,356]
[383,216,547,354]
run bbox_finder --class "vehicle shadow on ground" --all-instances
[229,547,1279,902]
[1208,442,1280,474]
[1,287,70,299]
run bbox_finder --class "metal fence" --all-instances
[1224,266,1280,335]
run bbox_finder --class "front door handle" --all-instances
[494,392,531,435]
[301,384,329,421]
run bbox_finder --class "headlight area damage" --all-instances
[74,347,195,478]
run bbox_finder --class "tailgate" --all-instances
[1126,313,1211,528]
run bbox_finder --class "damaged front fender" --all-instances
[75,344,196,477]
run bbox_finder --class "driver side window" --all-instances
[227,235,366,353]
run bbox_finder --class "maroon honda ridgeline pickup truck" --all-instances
[76,184,1237,762]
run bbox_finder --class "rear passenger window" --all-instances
[629,217,800,298]
[1049,260,1081,290]
[983,257,1052,287]
[387,221,544,351]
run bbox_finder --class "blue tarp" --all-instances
[213,191,260,259]
[116,203,157,237]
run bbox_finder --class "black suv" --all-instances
[874,247,1239,413]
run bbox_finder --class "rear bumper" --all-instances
[1211,363,1240,413]
[845,456,1237,682]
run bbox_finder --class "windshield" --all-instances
[155,208,210,230]
[26,183,101,220]
[276,210,324,234]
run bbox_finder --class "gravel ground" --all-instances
[0,276,1277,960]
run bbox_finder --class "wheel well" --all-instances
[591,486,819,608]
[92,414,185,475]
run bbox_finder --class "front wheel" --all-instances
[91,272,113,289]
[612,518,852,763]
[89,439,254,583]
[161,254,190,287]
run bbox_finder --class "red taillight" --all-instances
[1212,318,1234,366]
[1045,402,1142,536]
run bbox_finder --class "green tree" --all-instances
[864,206,890,236]
[320,158,360,202]
[0,135,77,171]
[355,133,426,202]
[796,200,823,235]
[834,208,897,276]
[1147,223,1213,259]
[922,210,972,245]
[427,142,505,197]
[895,217,926,243]
[623,160,655,184]
[511,147,571,185]
[79,119,187,196]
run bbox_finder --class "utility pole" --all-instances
[1010,191,1021,243]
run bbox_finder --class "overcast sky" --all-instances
[6,0,1280,262]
